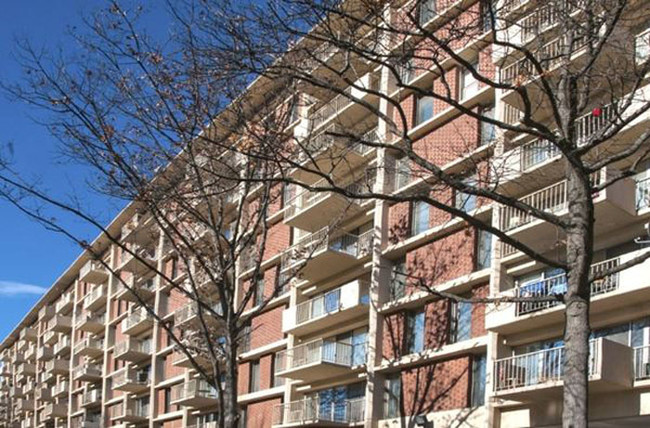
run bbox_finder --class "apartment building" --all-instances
[2,0,650,427]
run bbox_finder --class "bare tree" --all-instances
[3,0,650,427]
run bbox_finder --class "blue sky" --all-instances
[0,2,169,340]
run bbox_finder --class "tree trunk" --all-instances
[223,333,240,428]
[562,167,594,428]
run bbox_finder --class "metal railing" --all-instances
[123,307,151,331]
[72,364,102,380]
[174,302,223,325]
[53,336,70,354]
[295,286,345,325]
[113,367,150,388]
[636,177,650,209]
[81,388,102,405]
[75,312,106,328]
[494,340,599,392]
[115,338,151,357]
[55,293,73,312]
[80,260,106,280]
[171,379,218,401]
[503,104,523,126]
[83,286,106,309]
[515,256,620,315]
[635,345,650,380]
[520,139,560,171]
[275,339,366,373]
[74,337,104,354]
[499,171,603,232]
[272,397,365,426]
[298,124,372,163]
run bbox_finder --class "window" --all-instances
[385,374,401,418]
[414,95,434,126]
[397,57,415,84]
[480,104,496,146]
[636,30,650,64]
[455,176,477,213]
[163,387,172,413]
[254,277,265,307]
[411,201,430,236]
[249,360,261,393]
[240,322,252,354]
[449,299,472,343]
[476,229,493,270]
[405,309,425,354]
[136,396,150,418]
[460,61,480,100]
[289,95,300,124]
[271,353,285,387]
[394,156,411,190]
[391,258,407,300]
[418,0,437,26]
[136,365,151,383]
[481,0,494,33]
[471,354,487,406]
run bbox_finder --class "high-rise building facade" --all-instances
[2,1,650,427]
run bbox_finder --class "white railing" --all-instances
[635,345,650,380]
[80,260,105,280]
[171,379,218,402]
[51,381,68,397]
[494,340,599,391]
[500,171,603,232]
[515,256,620,315]
[113,367,149,388]
[83,286,106,309]
[55,293,73,312]
[72,364,102,380]
[520,139,560,171]
[53,336,70,354]
[636,177,650,209]
[123,307,151,331]
[74,337,104,354]
[503,104,523,126]
[82,388,102,405]
[115,338,151,357]
[281,227,373,272]
[174,302,223,325]
[75,312,106,328]
[275,339,366,373]
[272,397,365,426]
[295,287,342,325]
[298,124,372,164]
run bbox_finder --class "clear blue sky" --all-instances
[0,2,169,340]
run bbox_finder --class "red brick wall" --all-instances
[238,361,250,395]
[260,222,290,262]
[400,356,471,415]
[162,353,184,380]
[246,398,282,428]
[162,419,183,428]
[471,283,488,338]
[250,306,285,350]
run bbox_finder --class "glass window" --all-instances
[406,309,426,354]
[398,57,415,84]
[476,229,492,270]
[636,30,650,64]
[163,387,172,413]
[450,300,472,343]
[254,277,265,307]
[249,360,261,393]
[385,374,401,418]
[395,156,411,190]
[411,201,430,236]
[460,61,480,100]
[415,95,434,126]
[481,1,494,33]
[480,105,496,146]
[418,0,437,26]
[455,177,477,213]
[471,354,487,406]
[272,353,285,387]
[391,258,407,300]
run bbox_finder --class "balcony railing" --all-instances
[122,307,153,335]
[293,281,369,328]
[81,388,102,406]
[515,256,620,316]
[114,338,152,361]
[112,367,150,391]
[55,292,74,313]
[72,363,102,381]
[635,345,650,380]
[494,340,598,392]
[83,286,107,311]
[284,179,365,222]
[281,228,373,273]
[637,176,650,210]
[171,379,218,403]
[52,381,68,398]
[275,339,366,374]
[500,171,603,232]
[519,138,560,171]
[79,259,108,284]
[272,397,365,426]
[74,337,104,356]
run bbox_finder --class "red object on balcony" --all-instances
[592,107,603,117]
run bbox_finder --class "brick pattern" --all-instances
[245,397,282,428]
[250,305,285,350]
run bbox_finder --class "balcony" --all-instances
[118,245,157,274]
[293,124,375,182]
[72,364,102,383]
[75,312,106,334]
[55,292,74,314]
[79,259,109,284]
[54,336,71,356]
[498,169,636,257]
[493,339,633,400]
[280,228,373,284]
[110,398,149,423]
[10,385,24,398]
[112,367,150,393]
[45,359,69,376]
[275,339,366,382]
[284,179,366,232]
[43,331,58,346]
[39,305,55,321]
[24,346,36,362]
[121,212,152,243]
[174,302,223,329]
[16,398,34,413]
[36,346,54,361]
[16,363,36,377]
[487,249,650,333]
[114,338,152,362]
[170,379,218,408]
[74,337,104,358]
[81,388,102,408]
[52,381,68,398]
[16,339,28,352]
[172,349,212,369]
[115,277,156,302]
[19,328,37,343]
[48,315,72,333]
[121,307,153,336]
[83,286,107,312]
[272,397,365,427]
[23,381,35,394]
[42,403,67,420]
[35,386,52,402]
[283,280,369,336]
